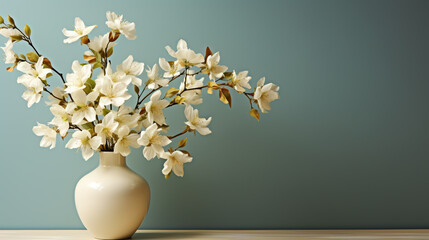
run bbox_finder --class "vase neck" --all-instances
[99,152,126,167]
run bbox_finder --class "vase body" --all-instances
[75,152,150,240]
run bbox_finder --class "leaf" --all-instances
[165,87,180,98]
[7,15,15,26]
[90,49,101,62]
[178,137,188,148]
[46,73,53,78]
[223,72,233,79]
[81,122,94,130]
[6,65,15,72]
[164,171,172,180]
[174,96,186,104]
[219,88,232,107]
[249,108,260,121]
[106,47,113,58]
[26,52,39,63]
[180,150,191,157]
[109,31,120,42]
[0,16,4,25]
[102,108,111,116]
[83,55,96,64]
[85,78,96,89]
[205,46,213,63]
[10,35,22,41]
[24,24,31,37]
[208,81,220,90]
[93,62,103,69]
[134,85,140,95]
[80,35,89,45]
[19,54,26,60]
[43,58,52,68]
[168,147,174,154]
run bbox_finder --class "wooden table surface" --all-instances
[1,229,429,240]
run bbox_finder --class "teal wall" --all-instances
[1,0,429,229]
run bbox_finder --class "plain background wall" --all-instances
[1,0,429,229]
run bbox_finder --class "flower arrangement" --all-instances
[0,12,280,178]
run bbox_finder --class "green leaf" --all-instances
[26,52,39,63]
[90,49,101,62]
[10,35,22,41]
[81,122,93,130]
[0,16,4,25]
[106,47,113,58]
[102,108,111,116]
[24,24,31,37]
[93,62,103,69]
[164,171,172,180]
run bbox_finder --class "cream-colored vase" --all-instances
[75,152,150,240]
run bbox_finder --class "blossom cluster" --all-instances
[0,12,279,178]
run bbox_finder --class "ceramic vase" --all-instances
[75,152,150,239]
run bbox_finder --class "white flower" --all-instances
[145,64,169,89]
[144,90,169,125]
[137,123,171,160]
[1,40,16,64]
[116,55,144,86]
[66,90,96,125]
[21,80,43,108]
[98,80,131,107]
[113,106,139,129]
[159,58,183,78]
[165,39,204,67]
[202,52,228,80]
[17,56,51,84]
[32,123,57,149]
[231,70,251,93]
[0,28,22,38]
[103,62,129,85]
[161,151,192,177]
[45,87,66,106]
[184,104,212,135]
[48,104,70,137]
[114,126,139,157]
[179,71,204,105]
[253,77,280,113]
[65,130,102,160]
[65,61,92,93]
[62,17,97,44]
[94,112,119,143]
[105,11,136,40]
[87,33,116,53]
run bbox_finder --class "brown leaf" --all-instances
[109,31,120,42]
[205,46,213,63]
[168,147,174,154]
[249,108,260,121]
[219,88,232,107]
[43,58,52,68]
[83,55,96,64]
[80,35,90,45]
[164,171,172,180]
[6,65,15,72]
[178,137,188,148]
